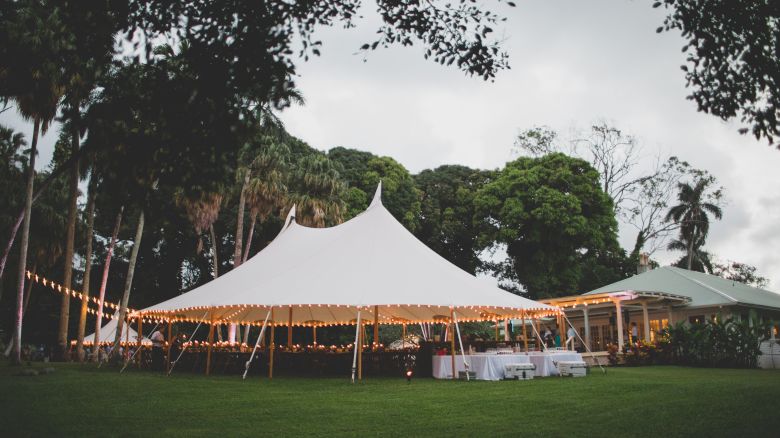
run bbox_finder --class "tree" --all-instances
[0,1,67,363]
[414,165,493,274]
[55,0,118,361]
[290,155,346,228]
[669,235,713,273]
[515,124,715,259]
[328,148,421,230]
[243,139,290,261]
[474,153,625,299]
[654,0,780,147]
[712,261,769,288]
[665,177,723,270]
[516,123,647,217]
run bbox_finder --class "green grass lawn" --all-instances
[0,363,778,437]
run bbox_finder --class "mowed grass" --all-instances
[1,363,778,437]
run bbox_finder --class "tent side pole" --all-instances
[287,307,293,348]
[313,326,317,345]
[495,319,499,342]
[269,308,275,379]
[522,310,529,353]
[137,317,143,368]
[563,313,606,374]
[529,316,547,352]
[124,316,130,361]
[243,307,272,380]
[351,310,362,383]
[206,312,215,376]
[452,310,469,381]
[358,323,363,380]
[449,308,456,380]
[167,311,209,376]
[402,324,406,349]
[165,319,172,371]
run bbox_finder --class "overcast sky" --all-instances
[3,1,779,289]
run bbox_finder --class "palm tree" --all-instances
[668,235,714,273]
[0,2,67,364]
[665,179,722,270]
[242,139,290,261]
[291,155,346,228]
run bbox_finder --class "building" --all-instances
[541,266,780,352]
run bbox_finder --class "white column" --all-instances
[583,306,591,351]
[668,306,674,326]
[642,302,651,342]
[615,300,624,347]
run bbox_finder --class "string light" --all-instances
[26,270,136,313]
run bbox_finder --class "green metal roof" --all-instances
[584,266,780,310]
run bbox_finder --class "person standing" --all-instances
[566,326,577,351]
[150,327,165,371]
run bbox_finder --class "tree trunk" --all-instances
[76,182,96,361]
[23,263,36,316]
[111,210,145,359]
[0,137,93,284]
[233,174,249,268]
[242,213,257,263]
[687,237,694,270]
[4,263,37,358]
[92,206,123,362]
[210,224,219,278]
[56,129,80,361]
[12,117,38,365]
[209,223,223,342]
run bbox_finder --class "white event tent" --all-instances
[78,317,151,346]
[133,183,558,379]
[135,183,556,326]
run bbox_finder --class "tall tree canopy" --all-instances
[328,147,421,231]
[474,153,627,299]
[655,0,780,147]
[414,165,493,275]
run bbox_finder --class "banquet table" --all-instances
[432,351,584,380]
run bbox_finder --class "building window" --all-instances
[648,319,669,342]
[689,315,705,325]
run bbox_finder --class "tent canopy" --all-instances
[76,318,151,346]
[135,183,557,326]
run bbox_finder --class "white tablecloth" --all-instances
[432,352,584,380]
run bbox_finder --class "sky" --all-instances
[3,0,780,289]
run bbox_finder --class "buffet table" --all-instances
[432,351,584,380]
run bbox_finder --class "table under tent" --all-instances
[131,183,579,381]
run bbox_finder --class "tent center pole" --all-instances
[287,307,293,348]
[522,310,529,353]
[206,311,215,376]
[269,308,275,379]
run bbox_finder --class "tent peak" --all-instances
[282,204,297,229]
[369,181,382,208]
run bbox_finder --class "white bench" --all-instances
[504,363,535,380]
[557,361,587,377]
